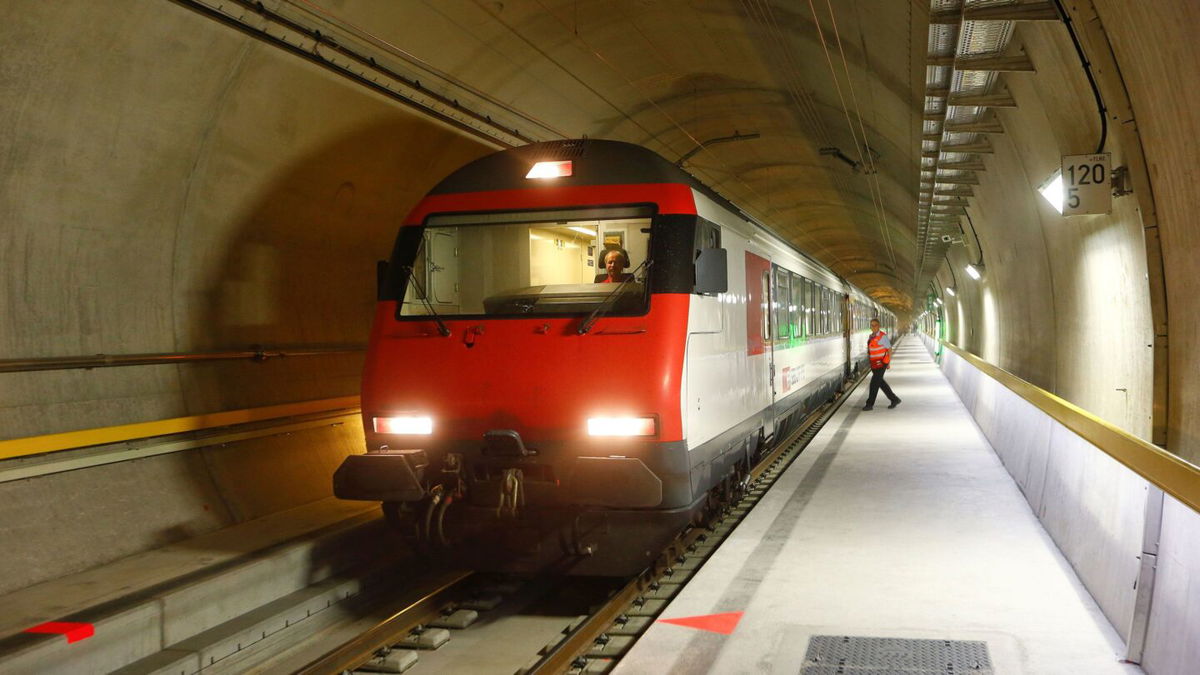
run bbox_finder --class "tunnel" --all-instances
[1,1,1197,673]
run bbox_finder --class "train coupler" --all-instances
[496,468,525,519]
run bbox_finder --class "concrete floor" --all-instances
[616,340,1141,674]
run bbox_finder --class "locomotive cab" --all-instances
[332,139,866,574]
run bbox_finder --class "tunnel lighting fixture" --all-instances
[935,298,943,305]
[526,160,573,179]
[567,226,596,236]
[964,264,982,281]
[945,287,956,297]
[587,416,657,437]
[1038,171,1065,214]
[373,415,433,435]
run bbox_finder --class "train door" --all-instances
[744,252,777,439]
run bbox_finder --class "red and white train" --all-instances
[335,139,894,574]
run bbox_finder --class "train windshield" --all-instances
[394,208,653,318]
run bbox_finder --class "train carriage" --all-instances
[334,139,893,574]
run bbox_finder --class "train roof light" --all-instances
[526,160,573,179]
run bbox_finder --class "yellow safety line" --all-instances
[0,395,362,460]
[941,341,1200,513]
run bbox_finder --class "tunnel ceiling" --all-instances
[280,0,931,312]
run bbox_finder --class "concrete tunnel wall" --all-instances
[0,0,492,593]
[929,6,1172,447]
[931,1,1200,467]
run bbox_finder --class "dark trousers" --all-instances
[867,366,898,405]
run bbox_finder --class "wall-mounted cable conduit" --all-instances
[170,0,545,148]
[963,211,985,267]
[0,347,365,374]
[1051,0,1108,153]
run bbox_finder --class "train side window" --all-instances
[833,292,839,334]
[789,272,803,339]
[801,275,811,333]
[773,266,790,341]
[803,278,815,337]
[813,286,819,336]
[814,286,822,335]
[823,288,831,335]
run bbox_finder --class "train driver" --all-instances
[596,248,634,283]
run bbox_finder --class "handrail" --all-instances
[0,396,362,461]
[940,340,1200,513]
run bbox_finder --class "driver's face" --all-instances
[605,252,626,276]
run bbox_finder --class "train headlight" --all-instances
[586,416,657,437]
[373,415,433,435]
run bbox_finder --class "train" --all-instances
[334,139,894,574]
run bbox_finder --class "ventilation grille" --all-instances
[521,138,589,161]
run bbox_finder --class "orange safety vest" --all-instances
[868,331,890,369]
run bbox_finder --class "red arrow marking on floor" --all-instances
[24,622,95,643]
[657,611,744,635]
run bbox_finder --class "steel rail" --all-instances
[295,569,473,675]
[0,346,364,373]
[525,527,709,675]
[527,367,870,673]
[940,341,1200,513]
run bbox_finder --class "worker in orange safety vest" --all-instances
[864,318,901,411]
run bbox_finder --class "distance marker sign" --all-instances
[1062,153,1112,215]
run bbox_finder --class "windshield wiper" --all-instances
[397,265,451,337]
[577,260,651,335]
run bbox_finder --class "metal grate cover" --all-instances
[801,635,994,674]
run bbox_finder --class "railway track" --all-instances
[524,369,866,674]
[290,368,867,675]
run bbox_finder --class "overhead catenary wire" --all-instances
[739,0,875,273]
[819,0,900,276]
[803,0,900,305]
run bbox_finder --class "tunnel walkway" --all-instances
[615,340,1139,674]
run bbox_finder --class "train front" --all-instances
[333,140,723,574]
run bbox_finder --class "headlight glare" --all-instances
[586,416,657,437]
[373,415,433,435]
